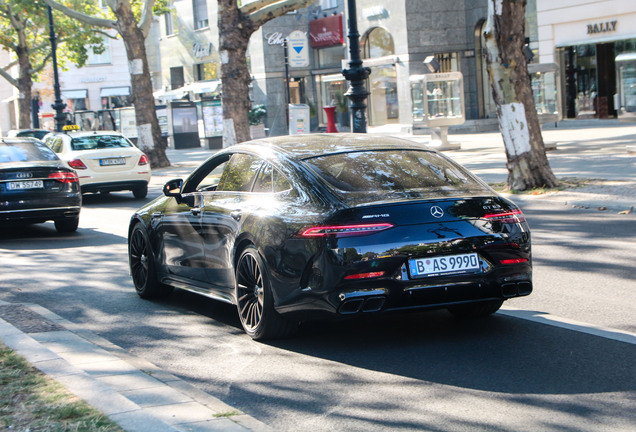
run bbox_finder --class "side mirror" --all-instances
[163,178,183,199]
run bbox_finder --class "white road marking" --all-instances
[500,307,636,345]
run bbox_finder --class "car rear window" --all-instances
[0,141,59,163]
[303,150,486,193]
[71,135,133,151]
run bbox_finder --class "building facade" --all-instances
[537,0,636,119]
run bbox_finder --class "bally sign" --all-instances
[309,15,343,48]
[587,20,617,34]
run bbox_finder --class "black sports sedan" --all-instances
[128,134,531,340]
[0,138,81,233]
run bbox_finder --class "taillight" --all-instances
[344,271,386,280]
[500,258,529,265]
[49,171,79,183]
[483,209,526,223]
[68,159,87,170]
[138,154,149,166]
[300,223,394,238]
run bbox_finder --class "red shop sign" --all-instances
[309,15,343,48]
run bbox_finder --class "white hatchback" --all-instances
[43,131,151,199]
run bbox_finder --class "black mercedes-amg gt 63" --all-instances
[128,134,531,340]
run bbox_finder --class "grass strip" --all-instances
[0,342,123,431]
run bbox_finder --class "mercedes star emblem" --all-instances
[430,206,444,218]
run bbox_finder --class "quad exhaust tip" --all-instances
[339,296,386,314]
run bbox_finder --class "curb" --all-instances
[0,300,272,432]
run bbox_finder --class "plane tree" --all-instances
[483,0,558,190]
[218,0,314,145]
[44,0,171,168]
[0,0,103,129]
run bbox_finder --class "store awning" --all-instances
[182,80,221,94]
[62,89,88,99]
[100,87,130,97]
[153,88,187,101]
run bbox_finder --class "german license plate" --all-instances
[7,180,44,190]
[100,158,126,166]
[409,253,480,277]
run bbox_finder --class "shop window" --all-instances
[361,28,397,127]
[193,0,209,30]
[317,45,345,68]
[318,74,347,125]
[434,52,459,73]
[170,66,185,90]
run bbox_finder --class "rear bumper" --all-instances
[0,205,81,223]
[81,180,148,194]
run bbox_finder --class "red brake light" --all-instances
[68,159,87,169]
[138,154,149,166]
[483,209,526,223]
[300,223,394,238]
[344,271,386,280]
[48,171,79,183]
[500,258,529,265]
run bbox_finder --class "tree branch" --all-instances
[42,0,117,29]
[0,67,18,88]
[31,52,53,75]
[139,0,157,38]
[246,0,314,28]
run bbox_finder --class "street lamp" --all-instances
[47,5,67,132]
[342,0,370,133]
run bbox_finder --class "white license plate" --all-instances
[8,180,44,190]
[409,253,480,277]
[100,158,126,166]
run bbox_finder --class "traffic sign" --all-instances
[287,30,309,68]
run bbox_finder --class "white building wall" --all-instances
[537,0,636,63]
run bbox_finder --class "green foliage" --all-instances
[0,0,104,82]
[248,104,267,125]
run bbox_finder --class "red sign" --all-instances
[309,15,343,48]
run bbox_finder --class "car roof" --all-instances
[61,131,124,137]
[245,133,433,160]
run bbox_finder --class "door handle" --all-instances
[230,210,242,221]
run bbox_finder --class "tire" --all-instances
[133,184,148,199]
[54,216,79,233]
[235,247,297,340]
[128,223,173,299]
[447,299,504,319]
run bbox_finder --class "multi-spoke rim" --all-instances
[129,228,149,289]
[236,252,264,331]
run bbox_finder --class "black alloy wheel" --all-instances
[235,247,297,340]
[129,224,172,299]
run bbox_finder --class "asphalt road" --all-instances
[1,189,635,431]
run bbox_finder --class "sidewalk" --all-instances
[0,300,272,432]
[1,119,634,432]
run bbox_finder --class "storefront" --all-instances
[537,0,636,119]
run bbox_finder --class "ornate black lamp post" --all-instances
[47,5,67,132]
[342,0,370,133]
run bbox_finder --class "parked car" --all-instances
[43,128,151,198]
[0,137,81,233]
[7,129,52,140]
[127,134,532,340]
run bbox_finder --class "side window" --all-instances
[252,164,273,193]
[216,154,263,192]
[50,137,63,153]
[273,169,292,192]
[196,161,228,191]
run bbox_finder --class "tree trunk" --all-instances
[16,42,33,129]
[484,0,558,190]
[114,2,170,168]
[218,0,254,146]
